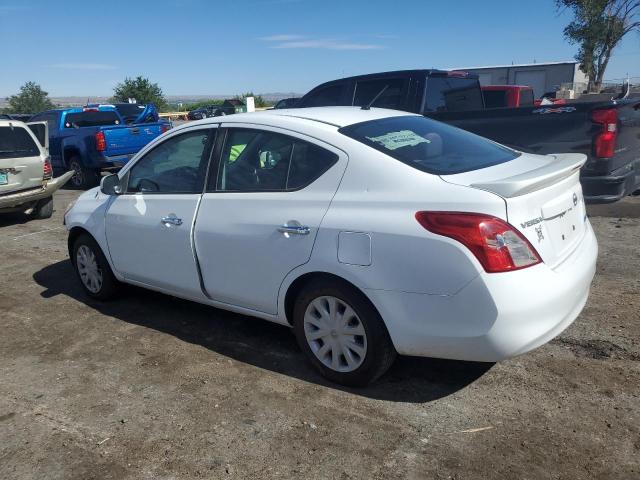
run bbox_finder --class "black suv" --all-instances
[187,105,234,120]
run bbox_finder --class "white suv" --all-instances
[0,120,72,218]
[65,107,597,385]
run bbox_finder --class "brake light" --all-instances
[415,212,541,273]
[95,131,106,152]
[591,108,617,158]
[43,157,53,180]
[161,123,170,134]
[83,107,99,112]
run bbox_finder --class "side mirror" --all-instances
[100,173,123,195]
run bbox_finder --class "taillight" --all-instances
[591,108,617,158]
[43,157,53,180]
[415,212,541,273]
[95,131,106,152]
[160,123,170,134]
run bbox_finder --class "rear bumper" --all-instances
[88,153,135,170]
[581,163,638,204]
[365,221,598,362]
[0,171,73,210]
[103,154,134,170]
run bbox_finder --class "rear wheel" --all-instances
[72,234,119,300]
[31,196,53,219]
[292,279,396,386]
[68,157,98,190]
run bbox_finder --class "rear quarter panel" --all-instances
[284,139,507,300]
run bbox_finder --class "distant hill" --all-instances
[0,93,303,109]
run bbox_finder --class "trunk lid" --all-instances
[0,123,45,195]
[442,152,588,267]
[102,123,164,156]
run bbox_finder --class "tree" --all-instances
[234,92,271,108]
[558,0,640,92]
[112,76,167,109]
[7,81,55,114]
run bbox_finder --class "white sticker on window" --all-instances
[365,130,430,150]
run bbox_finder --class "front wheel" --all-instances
[68,157,98,190]
[293,279,396,386]
[72,234,119,300]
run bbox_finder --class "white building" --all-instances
[454,61,589,98]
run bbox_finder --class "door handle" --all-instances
[161,215,183,226]
[278,224,310,235]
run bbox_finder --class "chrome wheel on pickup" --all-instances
[68,157,98,190]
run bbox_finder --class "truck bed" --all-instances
[430,97,640,202]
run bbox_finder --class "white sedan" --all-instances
[64,107,598,386]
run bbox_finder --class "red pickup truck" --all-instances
[481,85,566,108]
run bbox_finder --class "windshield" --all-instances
[339,115,519,175]
[0,126,39,158]
[64,111,121,128]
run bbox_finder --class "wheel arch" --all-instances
[62,146,82,167]
[67,226,93,260]
[282,271,380,327]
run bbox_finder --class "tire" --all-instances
[68,157,98,190]
[32,196,53,219]
[71,234,119,300]
[292,279,396,387]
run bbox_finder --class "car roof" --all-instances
[0,119,28,127]
[184,106,417,130]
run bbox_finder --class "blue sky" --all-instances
[1,0,638,97]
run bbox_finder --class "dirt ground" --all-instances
[0,190,638,480]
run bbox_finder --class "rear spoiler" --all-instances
[471,153,587,197]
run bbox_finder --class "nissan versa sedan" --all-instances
[64,107,598,386]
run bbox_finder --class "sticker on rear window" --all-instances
[365,130,430,150]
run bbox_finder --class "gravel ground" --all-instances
[0,190,638,480]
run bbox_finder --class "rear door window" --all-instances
[213,128,338,192]
[64,111,121,128]
[0,126,39,159]
[424,76,484,112]
[31,112,59,134]
[339,115,519,175]
[298,84,349,107]
[353,78,407,110]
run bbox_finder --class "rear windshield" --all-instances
[0,126,39,159]
[482,90,507,108]
[64,111,120,128]
[338,115,519,175]
[424,76,484,112]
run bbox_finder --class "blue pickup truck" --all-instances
[29,106,170,188]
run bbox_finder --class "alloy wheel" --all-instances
[70,161,83,187]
